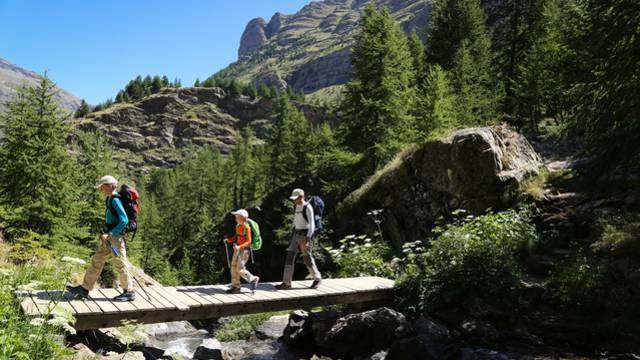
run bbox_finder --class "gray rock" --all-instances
[336,125,543,249]
[413,318,450,340]
[318,307,407,358]
[460,347,516,360]
[255,314,289,340]
[238,18,267,59]
[192,338,223,360]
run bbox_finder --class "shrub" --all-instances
[395,208,538,316]
[327,234,395,278]
[214,312,275,341]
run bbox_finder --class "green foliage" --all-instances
[491,0,547,115]
[340,3,417,173]
[266,95,311,189]
[327,234,395,278]
[395,208,537,317]
[572,0,640,164]
[214,313,276,341]
[0,243,89,359]
[74,100,90,118]
[0,75,87,245]
[426,0,501,125]
[415,64,457,136]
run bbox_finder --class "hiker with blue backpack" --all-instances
[276,188,323,290]
[223,209,260,294]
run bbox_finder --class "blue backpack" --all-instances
[301,196,325,234]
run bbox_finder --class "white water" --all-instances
[148,331,210,358]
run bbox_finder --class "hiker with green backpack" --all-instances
[223,209,260,294]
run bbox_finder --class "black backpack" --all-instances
[106,184,141,235]
[298,195,325,234]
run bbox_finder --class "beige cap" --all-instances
[95,175,117,189]
[289,188,304,200]
[231,209,249,219]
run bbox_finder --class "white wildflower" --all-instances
[61,256,86,265]
[30,317,45,326]
[0,268,14,276]
[17,281,42,292]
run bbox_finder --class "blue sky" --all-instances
[0,1,310,104]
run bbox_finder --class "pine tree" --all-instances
[340,3,416,172]
[408,29,427,87]
[151,75,164,93]
[416,65,457,136]
[450,39,502,125]
[162,75,170,87]
[74,99,91,118]
[491,0,547,114]
[0,75,82,243]
[574,0,640,163]
[267,95,310,188]
[427,0,502,125]
[513,0,562,131]
[194,78,201,87]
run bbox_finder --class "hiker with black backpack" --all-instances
[67,175,139,302]
[223,209,260,294]
[276,188,323,290]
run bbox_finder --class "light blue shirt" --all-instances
[106,192,129,236]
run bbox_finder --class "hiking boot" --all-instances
[310,279,322,289]
[226,287,242,294]
[67,285,89,299]
[275,283,291,290]
[113,290,136,302]
[250,277,260,292]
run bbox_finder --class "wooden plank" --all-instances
[144,286,178,310]
[128,290,158,312]
[99,289,137,313]
[149,287,189,311]
[88,289,120,314]
[31,291,72,316]
[20,293,40,316]
[177,286,216,306]
[316,280,358,294]
[184,285,226,304]
[163,287,202,308]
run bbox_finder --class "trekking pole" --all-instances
[250,247,254,264]
[108,241,152,302]
[224,240,231,269]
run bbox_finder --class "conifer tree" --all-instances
[340,3,416,172]
[427,0,502,125]
[74,99,91,118]
[0,76,82,243]
[194,78,201,87]
[491,0,547,114]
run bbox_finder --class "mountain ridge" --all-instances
[0,57,82,112]
[217,0,433,96]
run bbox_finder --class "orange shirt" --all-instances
[228,222,252,249]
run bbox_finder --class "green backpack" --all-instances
[247,219,262,250]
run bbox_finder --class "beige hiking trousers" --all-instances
[82,235,133,291]
[231,248,256,288]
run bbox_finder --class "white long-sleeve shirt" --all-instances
[294,201,315,238]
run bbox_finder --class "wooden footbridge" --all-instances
[20,277,394,330]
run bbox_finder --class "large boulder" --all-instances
[336,125,543,248]
[192,338,223,360]
[282,310,314,347]
[317,307,407,358]
[255,314,289,340]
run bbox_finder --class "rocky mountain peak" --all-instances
[225,0,433,96]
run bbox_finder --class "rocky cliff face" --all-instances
[0,58,81,112]
[336,125,543,248]
[72,87,332,171]
[219,0,434,96]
